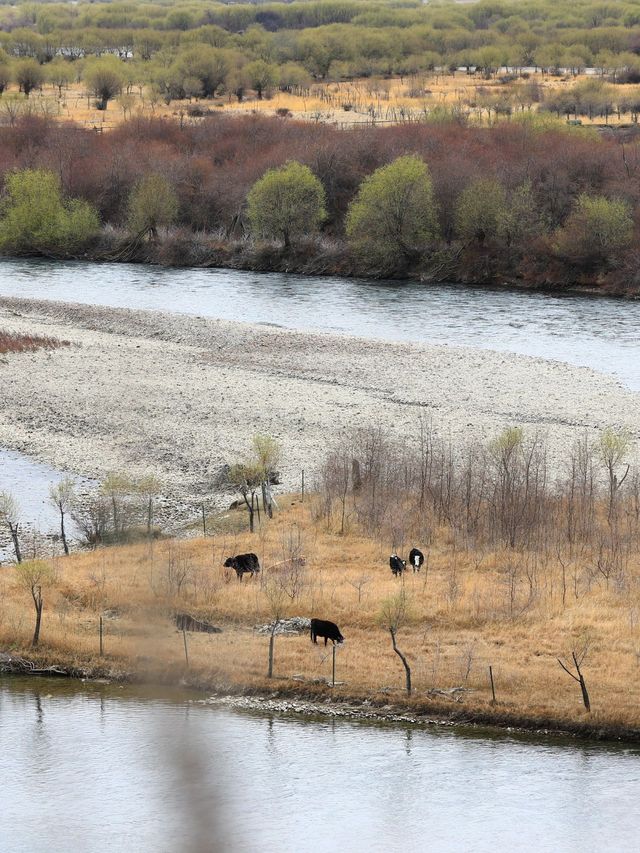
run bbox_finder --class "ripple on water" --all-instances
[1,259,640,389]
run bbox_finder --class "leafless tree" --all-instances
[49,477,76,555]
[379,588,412,695]
[0,490,22,563]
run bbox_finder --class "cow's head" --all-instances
[223,557,235,568]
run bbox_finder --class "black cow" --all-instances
[389,554,406,577]
[409,548,424,572]
[310,618,344,646]
[224,553,260,581]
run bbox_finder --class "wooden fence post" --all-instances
[99,616,103,656]
[489,665,496,704]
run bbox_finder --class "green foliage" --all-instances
[15,559,55,593]
[345,154,439,268]
[127,174,179,238]
[247,161,326,247]
[244,59,278,98]
[0,169,99,256]
[555,194,633,265]
[454,177,509,244]
[14,58,44,97]
[84,56,125,108]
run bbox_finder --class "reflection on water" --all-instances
[1,677,640,853]
[2,259,640,388]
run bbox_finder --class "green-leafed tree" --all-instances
[0,169,99,255]
[247,161,326,247]
[244,59,278,99]
[127,174,179,239]
[454,176,509,244]
[346,154,439,268]
[84,56,125,109]
[555,194,633,267]
[15,58,44,97]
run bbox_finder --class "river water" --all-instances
[1,677,639,853]
[2,259,640,541]
[2,259,640,389]
[3,264,640,849]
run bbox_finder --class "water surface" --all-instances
[1,677,639,853]
[2,259,640,389]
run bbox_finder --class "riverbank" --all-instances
[3,508,640,745]
[3,651,640,744]
[1,295,639,519]
[47,234,640,299]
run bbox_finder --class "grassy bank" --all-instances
[3,496,640,741]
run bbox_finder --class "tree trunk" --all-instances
[10,522,21,563]
[390,628,411,695]
[60,509,69,556]
[579,674,591,712]
[31,586,43,646]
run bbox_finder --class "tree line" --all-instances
[6,0,640,102]
[0,112,637,289]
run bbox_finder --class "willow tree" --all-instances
[0,168,99,255]
[346,155,439,269]
[127,174,178,240]
[247,161,326,248]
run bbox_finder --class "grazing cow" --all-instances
[310,618,344,646]
[389,554,406,577]
[224,552,260,581]
[409,548,424,572]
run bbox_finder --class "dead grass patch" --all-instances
[0,329,69,355]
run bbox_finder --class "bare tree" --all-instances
[557,644,591,712]
[253,434,281,519]
[227,462,263,533]
[49,477,76,556]
[599,427,631,524]
[379,588,412,695]
[100,472,135,541]
[15,560,55,646]
[348,573,372,603]
[136,473,163,536]
[264,574,289,678]
[0,490,22,563]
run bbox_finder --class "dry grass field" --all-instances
[6,71,637,131]
[2,493,640,736]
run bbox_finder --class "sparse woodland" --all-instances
[3,423,640,736]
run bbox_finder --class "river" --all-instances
[2,258,640,546]
[2,259,640,389]
[1,677,639,853]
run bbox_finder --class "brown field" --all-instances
[5,71,636,131]
[3,494,640,736]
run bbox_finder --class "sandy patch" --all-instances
[0,296,638,510]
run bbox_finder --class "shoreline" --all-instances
[3,652,639,745]
[1,296,639,519]
[5,248,640,301]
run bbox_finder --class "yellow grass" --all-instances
[7,71,638,131]
[3,495,640,736]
